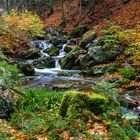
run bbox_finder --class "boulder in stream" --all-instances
[44,46,60,56]
[33,56,55,69]
[68,25,88,38]
[61,35,123,70]
[17,62,35,76]
[16,48,41,59]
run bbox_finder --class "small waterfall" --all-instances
[55,58,61,69]
[53,44,67,69]
[59,44,67,57]
[29,40,81,75]
[30,40,51,57]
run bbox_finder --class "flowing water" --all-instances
[26,40,140,122]
[23,40,92,89]
[30,40,80,74]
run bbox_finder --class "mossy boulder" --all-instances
[17,48,41,59]
[0,80,15,118]
[64,45,75,53]
[68,26,88,38]
[59,91,108,118]
[33,56,55,68]
[79,31,96,49]
[84,63,120,76]
[61,35,123,70]
[17,62,35,76]
[60,46,83,70]
[44,46,59,56]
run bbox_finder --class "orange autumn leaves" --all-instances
[0,10,44,50]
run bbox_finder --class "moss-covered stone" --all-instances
[44,46,59,56]
[16,48,41,59]
[68,26,88,38]
[59,91,108,118]
[17,62,35,76]
[60,46,81,69]
[64,45,74,53]
[33,56,55,68]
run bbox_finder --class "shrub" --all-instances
[0,61,19,86]
[0,10,44,50]
[16,88,63,112]
[119,66,136,80]
[124,24,140,66]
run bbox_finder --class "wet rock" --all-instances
[16,48,41,59]
[50,37,60,46]
[120,94,140,109]
[44,46,60,56]
[0,81,15,118]
[17,62,35,76]
[61,47,84,70]
[85,63,120,76]
[88,45,120,63]
[62,35,122,71]
[64,45,75,53]
[45,27,60,36]
[80,43,121,69]
[44,33,53,41]
[33,56,55,68]
[45,83,73,91]
[108,77,120,83]
[86,66,104,76]
[79,32,96,49]
[68,25,88,38]
[57,71,73,77]
[68,40,77,45]
[58,37,67,44]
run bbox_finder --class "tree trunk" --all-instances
[61,0,65,26]
[49,0,53,15]
[6,0,10,14]
[79,0,82,15]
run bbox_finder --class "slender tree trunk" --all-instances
[6,0,10,14]
[18,0,24,13]
[79,0,82,15]
[89,0,95,10]
[10,0,14,10]
[49,0,53,15]
[61,0,65,26]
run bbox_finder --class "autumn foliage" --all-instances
[0,10,44,50]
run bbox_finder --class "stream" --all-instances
[22,40,94,89]
[22,39,140,124]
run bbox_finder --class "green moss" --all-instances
[109,123,138,140]
[124,123,138,140]
[0,62,19,76]
[87,94,108,115]
[67,100,86,118]
[68,25,88,38]
[0,51,8,62]
[119,66,136,80]
[59,91,108,118]
[46,46,59,56]
[61,46,81,69]
[59,91,77,117]
[109,125,128,140]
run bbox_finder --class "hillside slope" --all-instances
[43,0,140,31]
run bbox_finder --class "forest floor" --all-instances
[43,0,140,31]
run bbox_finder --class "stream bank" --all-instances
[0,26,140,139]
[14,27,140,121]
